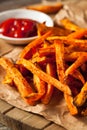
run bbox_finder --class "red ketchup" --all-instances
[0,18,37,38]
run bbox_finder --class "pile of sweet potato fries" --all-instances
[1,18,87,116]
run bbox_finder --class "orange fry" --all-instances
[74,82,87,107]
[65,44,87,54]
[65,52,87,61]
[65,54,87,76]
[3,70,13,85]
[60,18,80,31]
[54,40,65,83]
[54,40,78,115]
[47,36,67,41]
[47,36,87,48]
[41,63,56,104]
[71,69,85,84]
[38,45,54,57]
[67,29,87,39]
[26,3,63,14]
[64,94,78,115]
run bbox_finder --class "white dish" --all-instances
[0,9,54,45]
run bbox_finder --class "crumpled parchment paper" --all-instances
[1,1,87,130]
[54,0,87,28]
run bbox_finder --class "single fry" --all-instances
[71,69,85,84]
[18,58,71,95]
[65,44,87,54]
[74,82,87,107]
[65,52,87,61]
[47,36,67,41]
[54,40,65,83]
[67,29,87,39]
[54,40,78,115]
[3,70,13,85]
[47,36,87,48]
[26,3,63,14]
[64,94,78,115]
[41,63,56,104]
[38,45,55,57]
[60,18,80,31]
[65,54,87,76]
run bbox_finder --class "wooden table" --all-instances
[0,99,66,130]
[0,0,67,130]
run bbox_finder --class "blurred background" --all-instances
[0,0,41,12]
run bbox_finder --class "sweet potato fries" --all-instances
[1,19,87,116]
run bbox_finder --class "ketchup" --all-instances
[0,18,38,38]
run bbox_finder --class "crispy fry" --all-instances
[65,52,87,61]
[26,3,63,14]
[54,40,78,115]
[55,40,65,83]
[60,18,80,31]
[64,94,78,115]
[32,55,55,64]
[67,29,87,39]
[74,82,87,107]
[38,43,87,60]
[66,44,87,54]
[32,56,47,64]
[18,58,71,95]
[47,36,67,41]
[65,54,87,76]
[3,70,13,85]
[71,69,85,84]
[41,63,56,104]
[38,45,55,57]
[47,36,87,49]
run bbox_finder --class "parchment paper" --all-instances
[1,1,87,130]
[54,0,87,28]
[0,39,14,57]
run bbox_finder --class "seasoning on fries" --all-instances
[1,19,87,116]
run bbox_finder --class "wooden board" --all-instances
[0,99,66,130]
